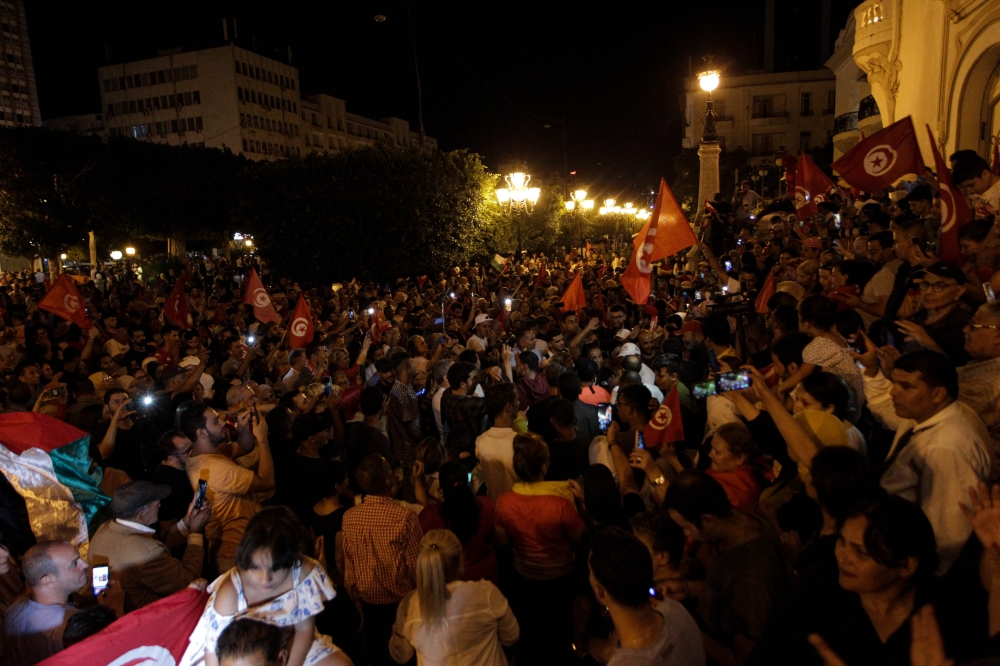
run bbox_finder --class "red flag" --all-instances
[597,265,607,280]
[782,153,799,193]
[370,308,392,344]
[927,125,972,263]
[38,275,91,328]
[646,387,684,446]
[560,271,586,312]
[242,268,280,324]
[289,295,315,349]
[585,241,591,258]
[622,178,697,305]
[535,262,547,287]
[164,278,188,328]
[755,273,776,314]
[38,587,207,666]
[832,116,925,191]
[793,151,834,219]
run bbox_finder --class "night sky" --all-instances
[26,0,853,202]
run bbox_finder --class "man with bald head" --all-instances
[2,541,119,666]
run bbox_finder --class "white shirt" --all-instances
[864,372,990,574]
[432,386,447,444]
[467,335,488,353]
[639,363,656,387]
[610,382,664,405]
[475,427,517,501]
[389,579,519,666]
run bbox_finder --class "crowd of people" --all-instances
[1,150,1000,666]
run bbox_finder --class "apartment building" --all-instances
[90,44,433,161]
[0,0,40,128]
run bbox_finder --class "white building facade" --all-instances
[93,45,433,161]
[683,70,837,160]
[829,0,1000,163]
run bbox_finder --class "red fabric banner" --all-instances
[242,268,280,324]
[164,278,189,328]
[793,152,834,219]
[560,271,586,313]
[755,274,776,314]
[832,116,925,192]
[927,125,972,263]
[39,274,91,329]
[288,295,315,349]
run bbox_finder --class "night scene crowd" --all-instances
[2,151,1000,666]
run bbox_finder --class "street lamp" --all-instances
[245,239,254,248]
[495,171,540,257]
[110,250,123,261]
[125,246,135,257]
[565,189,595,253]
[698,69,720,142]
[60,253,67,260]
[757,166,769,197]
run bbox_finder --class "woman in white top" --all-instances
[778,294,865,416]
[389,529,519,666]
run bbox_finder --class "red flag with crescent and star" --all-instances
[927,125,971,263]
[793,152,834,219]
[832,116,925,192]
[163,277,188,328]
[645,387,684,447]
[288,295,315,349]
[39,274,91,328]
[621,178,697,305]
[242,268,280,324]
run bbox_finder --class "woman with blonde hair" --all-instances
[389,530,519,665]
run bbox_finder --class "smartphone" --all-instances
[349,309,355,321]
[92,564,109,594]
[195,479,208,510]
[438,335,446,345]
[692,379,718,399]
[636,432,646,450]
[849,327,866,354]
[737,238,743,245]
[716,370,752,392]
[505,298,512,312]
[322,376,333,397]
[724,260,733,272]
[44,386,67,398]
[985,283,997,304]
[911,236,926,253]
[467,472,473,483]
[707,349,720,374]
[416,388,427,397]
[597,402,613,433]
[834,213,841,228]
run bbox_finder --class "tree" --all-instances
[0,129,105,279]
[240,143,502,283]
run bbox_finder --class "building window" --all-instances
[237,87,243,101]
[157,70,165,84]
[751,132,783,155]
[235,60,241,74]
[187,117,195,132]
[801,92,812,116]
[752,95,772,118]
[800,131,812,151]
[253,115,259,128]
[826,90,836,114]
[183,92,192,106]
[152,96,160,110]
[160,95,168,108]
[242,138,248,151]
[171,119,178,134]
[193,91,200,104]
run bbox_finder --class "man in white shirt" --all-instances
[859,348,990,574]
[618,343,656,388]
[466,314,494,353]
[954,153,1000,219]
[430,359,452,444]
[475,383,519,501]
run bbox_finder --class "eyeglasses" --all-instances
[919,281,958,293]
[968,323,1000,331]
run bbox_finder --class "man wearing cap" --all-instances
[617,342,656,387]
[896,262,973,366]
[467,314,494,354]
[89,479,210,611]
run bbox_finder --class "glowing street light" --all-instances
[60,253,67,260]
[698,69,720,142]
[125,246,135,256]
[496,171,540,257]
[110,250,123,261]
[245,239,254,247]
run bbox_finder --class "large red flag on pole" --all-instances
[832,116,925,191]
[621,178,697,305]
[242,268,280,324]
[39,275,91,329]
[793,151,835,219]
[38,587,208,666]
[164,277,189,328]
[288,295,315,349]
[755,273,776,314]
[560,271,586,313]
[926,125,972,263]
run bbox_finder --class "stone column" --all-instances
[697,141,722,211]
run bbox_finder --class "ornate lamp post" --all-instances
[696,69,722,218]
[564,189,594,255]
[496,172,540,258]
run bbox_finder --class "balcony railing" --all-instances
[833,111,858,134]
[751,111,790,120]
[858,95,880,121]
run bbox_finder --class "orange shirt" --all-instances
[579,384,611,406]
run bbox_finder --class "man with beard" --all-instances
[179,401,274,572]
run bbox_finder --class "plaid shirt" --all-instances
[440,391,489,439]
[387,381,420,462]
[342,495,422,605]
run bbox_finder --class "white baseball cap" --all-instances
[474,314,492,326]
[617,342,641,356]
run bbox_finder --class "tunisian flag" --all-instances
[560,271,586,312]
[755,273,776,314]
[242,268,280,324]
[164,277,189,328]
[535,261,547,287]
[289,295,315,349]
[621,178,697,305]
[927,125,971,263]
[39,274,91,329]
[646,387,684,447]
[832,116,925,191]
[793,152,834,219]
[38,587,208,666]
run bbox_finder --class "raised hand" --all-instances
[959,482,1000,551]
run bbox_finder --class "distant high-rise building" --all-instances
[83,44,433,161]
[0,0,41,127]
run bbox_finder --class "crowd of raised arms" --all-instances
[2,151,1000,666]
